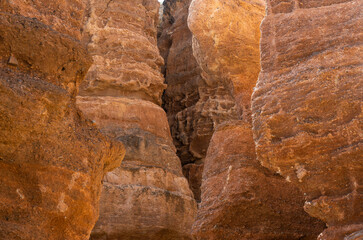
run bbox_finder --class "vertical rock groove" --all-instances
[252,0,363,239]
[77,0,197,239]
[158,0,238,202]
[188,0,326,239]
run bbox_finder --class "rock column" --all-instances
[158,0,238,202]
[188,0,326,239]
[76,0,197,239]
[0,1,124,239]
[252,0,363,239]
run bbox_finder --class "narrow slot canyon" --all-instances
[0,0,362,240]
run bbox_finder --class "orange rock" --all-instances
[188,0,265,121]
[0,7,124,240]
[192,122,325,239]
[188,0,326,239]
[77,0,197,239]
[79,0,166,105]
[252,0,363,238]
[158,0,238,202]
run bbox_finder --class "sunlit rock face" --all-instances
[77,0,197,239]
[158,0,238,202]
[188,0,326,239]
[252,0,363,239]
[193,122,325,240]
[0,1,125,239]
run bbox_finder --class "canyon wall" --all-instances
[0,1,125,239]
[158,0,238,202]
[252,0,363,239]
[76,0,197,239]
[188,0,326,239]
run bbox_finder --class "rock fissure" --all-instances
[0,0,361,239]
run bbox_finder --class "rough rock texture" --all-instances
[158,0,238,202]
[79,0,166,105]
[0,2,124,239]
[193,122,325,240]
[188,0,326,239]
[189,0,266,121]
[77,0,197,239]
[252,1,363,239]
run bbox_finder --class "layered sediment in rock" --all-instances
[0,2,124,239]
[252,1,363,239]
[193,122,325,240]
[158,0,238,202]
[188,0,326,239]
[77,0,197,239]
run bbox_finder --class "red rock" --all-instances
[192,122,325,239]
[79,0,166,105]
[158,0,238,202]
[188,0,326,239]
[77,0,197,238]
[252,0,363,238]
[0,5,124,239]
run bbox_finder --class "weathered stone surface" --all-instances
[78,98,197,240]
[158,0,238,201]
[192,122,325,240]
[188,0,265,120]
[1,0,87,40]
[182,163,204,202]
[0,7,124,240]
[77,0,197,238]
[79,0,166,105]
[188,0,327,239]
[252,1,363,239]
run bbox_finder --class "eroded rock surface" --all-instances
[193,122,325,240]
[158,0,238,202]
[0,3,124,239]
[188,0,326,239]
[252,1,363,239]
[77,0,197,239]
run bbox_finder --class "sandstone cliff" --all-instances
[158,0,238,202]
[0,1,125,239]
[252,0,363,239]
[76,0,197,239]
[188,0,326,239]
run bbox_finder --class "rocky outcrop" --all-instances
[0,2,124,239]
[188,0,326,239]
[193,122,325,239]
[252,1,363,239]
[158,0,238,202]
[77,0,197,239]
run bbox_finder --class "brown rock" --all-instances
[188,0,265,121]
[0,7,124,240]
[1,0,87,40]
[188,0,326,239]
[182,163,204,202]
[252,0,363,239]
[77,0,197,239]
[158,0,238,202]
[192,122,325,240]
[79,0,166,105]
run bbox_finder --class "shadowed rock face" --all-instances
[252,0,363,239]
[77,0,197,239]
[158,0,238,202]
[188,0,326,239]
[0,2,125,239]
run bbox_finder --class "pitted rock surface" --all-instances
[0,6,124,239]
[77,0,197,239]
[252,0,363,238]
